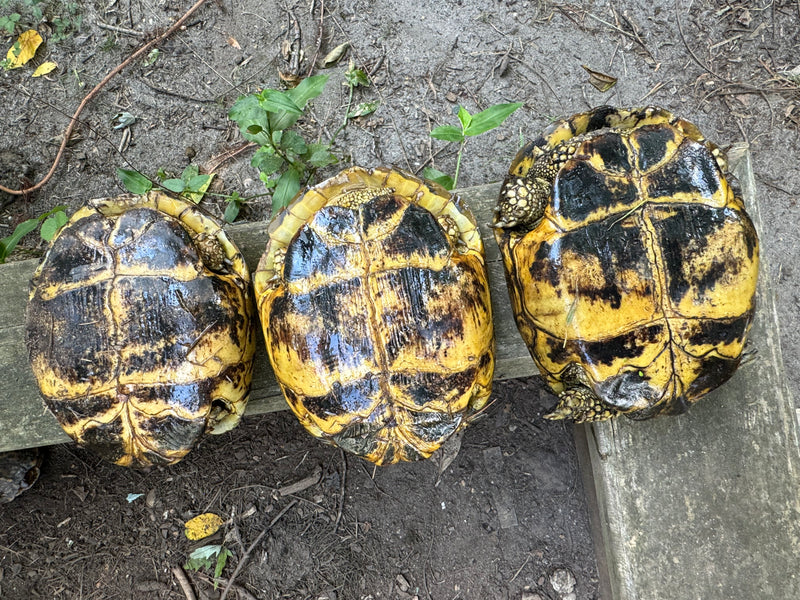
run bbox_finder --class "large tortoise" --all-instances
[26,193,255,467]
[493,106,759,422]
[254,166,495,464]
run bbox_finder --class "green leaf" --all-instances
[186,174,213,192]
[40,210,68,241]
[213,547,233,581]
[183,173,215,204]
[280,130,307,156]
[430,124,464,143]
[229,95,271,144]
[251,148,284,175]
[307,144,338,168]
[224,200,240,223]
[0,218,39,263]
[348,100,379,118]
[345,66,370,88]
[463,102,523,137]
[259,89,302,116]
[423,167,454,191]
[286,74,330,109]
[181,164,199,181]
[161,178,185,193]
[117,168,152,194]
[457,106,473,131]
[272,168,301,214]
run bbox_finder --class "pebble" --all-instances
[550,567,577,596]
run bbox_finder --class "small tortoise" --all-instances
[26,192,255,467]
[493,106,759,422]
[0,449,42,503]
[254,166,495,464]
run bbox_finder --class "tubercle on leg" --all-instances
[545,386,620,423]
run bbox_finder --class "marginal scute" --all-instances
[255,166,495,465]
[493,105,759,422]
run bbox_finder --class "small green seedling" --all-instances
[228,74,337,214]
[0,205,68,263]
[184,544,233,589]
[425,102,523,190]
[116,164,214,204]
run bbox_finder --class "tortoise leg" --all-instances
[494,154,554,230]
[544,363,620,423]
[494,136,587,230]
[545,386,620,423]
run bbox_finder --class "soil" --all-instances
[1,1,799,599]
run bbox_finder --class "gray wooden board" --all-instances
[575,146,800,599]
[0,182,534,452]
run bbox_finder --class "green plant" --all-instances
[184,544,232,589]
[0,205,67,263]
[117,164,214,204]
[49,1,81,43]
[0,1,81,40]
[424,102,523,190]
[223,190,244,223]
[228,74,338,214]
[0,12,20,34]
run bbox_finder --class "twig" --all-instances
[0,0,212,196]
[334,449,347,533]
[96,22,145,37]
[171,565,197,600]
[218,500,298,600]
[195,572,259,600]
[307,0,326,76]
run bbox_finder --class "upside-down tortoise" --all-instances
[254,166,495,464]
[26,192,255,467]
[493,105,759,422]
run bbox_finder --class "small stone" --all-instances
[446,92,458,103]
[396,574,410,592]
[550,568,577,595]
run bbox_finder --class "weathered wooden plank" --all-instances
[576,145,800,599]
[0,183,535,452]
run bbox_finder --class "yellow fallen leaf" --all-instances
[5,30,43,69]
[32,61,57,77]
[184,512,225,541]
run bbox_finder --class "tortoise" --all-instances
[254,166,495,464]
[493,105,759,422]
[26,192,255,467]
[0,449,42,503]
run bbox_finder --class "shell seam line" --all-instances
[357,209,394,410]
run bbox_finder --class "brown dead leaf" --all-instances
[323,42,349,67]
[582,65,618,92]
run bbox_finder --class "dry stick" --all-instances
[0,0,211,196]
[333,448,347,533]
[171,565,198,600]
[307,0,326,77]
[218,499,298,600]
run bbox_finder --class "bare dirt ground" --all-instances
[1,1,799,599]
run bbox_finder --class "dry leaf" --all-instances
[323,42,349,67]
[184,513,225,541]
[582,65,617,92]
[32,61,57,77]
[5,29,43,69]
